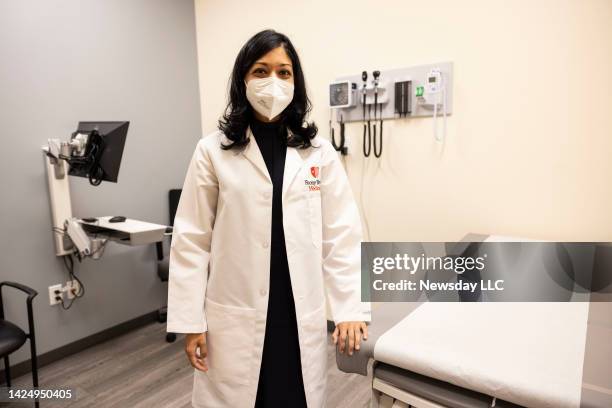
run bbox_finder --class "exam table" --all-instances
[337,238,612,408]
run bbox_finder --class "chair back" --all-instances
[168,189,182,225]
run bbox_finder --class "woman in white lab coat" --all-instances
[167,29,370,408]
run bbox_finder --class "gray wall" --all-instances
[0,0,202,365]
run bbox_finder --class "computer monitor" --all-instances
[68,121,129,184]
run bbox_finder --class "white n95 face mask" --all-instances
[245,76,294,120]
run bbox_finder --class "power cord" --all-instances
[359,145,372,241]
[431,71,447,143]
[50,226,87,309]
[61,130,106,186]
[60,253,85,310]
[86,138,105,186]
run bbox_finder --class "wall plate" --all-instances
[49,284,63,306]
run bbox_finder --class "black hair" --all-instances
[218,29,318,150]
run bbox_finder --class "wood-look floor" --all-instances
[3,321,372,407]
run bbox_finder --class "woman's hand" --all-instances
[185,332,208,372]
[332,321,368,356]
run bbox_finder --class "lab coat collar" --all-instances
[242,125,304,200]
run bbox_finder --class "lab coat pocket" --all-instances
[299,302,328,387]
[204,297,256,385]
[305,192,322,248]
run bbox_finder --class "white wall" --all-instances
[194,0,612,242]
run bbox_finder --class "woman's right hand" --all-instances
[185,332,208,372]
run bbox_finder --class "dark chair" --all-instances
[0,281,39,407]
[155,189,182,343]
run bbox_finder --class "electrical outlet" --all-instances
[65,280,80,299]
[48,284,63,306]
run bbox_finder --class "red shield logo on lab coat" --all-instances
[310,166,319,178]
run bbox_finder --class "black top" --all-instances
[251,118,307,408]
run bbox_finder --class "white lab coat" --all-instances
[167,126,370,408]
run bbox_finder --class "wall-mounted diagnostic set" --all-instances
[328,62,453,156]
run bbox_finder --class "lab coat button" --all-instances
[260,289,267,296]
[263,191,271,199]
[262,242,269,248]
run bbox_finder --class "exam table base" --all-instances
[371,362,523,408]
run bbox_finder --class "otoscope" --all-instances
[362,71,371,157]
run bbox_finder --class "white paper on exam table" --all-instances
[373,302,590,408]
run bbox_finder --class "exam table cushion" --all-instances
[373,302,589,408]
[0,319,27,356]
[374,362,523,408]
